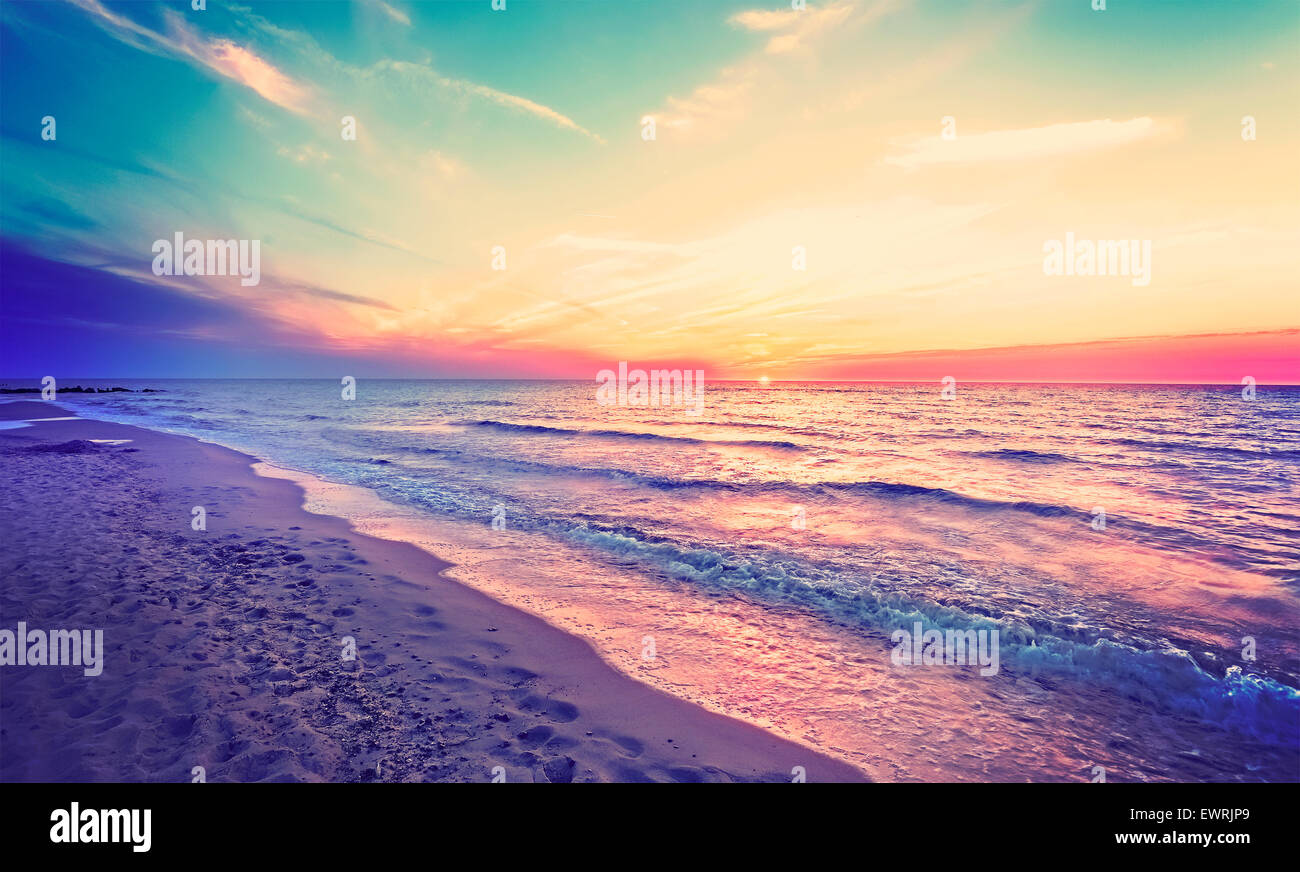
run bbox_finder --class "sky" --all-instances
[1,0,1297,382]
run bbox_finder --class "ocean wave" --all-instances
[964,448,1080,464]
[1107,436,1300,460]
[465,419,804,450]
[161,413,223,431]
[314,424,1281,574]
[563,524,1300,745]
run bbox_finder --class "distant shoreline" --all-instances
[3,378,1299,386]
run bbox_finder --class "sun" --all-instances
[758,375,771,385]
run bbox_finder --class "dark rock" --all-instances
[0,385,147,394]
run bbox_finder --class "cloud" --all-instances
[173,32,312,114]
[237,105,274,129]
[374,60,604,143]
[75,1,598,141]
[528,197,999,336]
[422,150,465,180]
[63,0,170,55]
[731,3,855,54]
[730,9,804,31]
[18,197,99,232]
[546,234,699,256]
[374,1,411,27]
[276,143,331,164]
[272,279,399,311]
[655,71,756,132]
[458,79,606,144]
[884,117,1175,170]
[66,0,313,114]
[649,1,897,136]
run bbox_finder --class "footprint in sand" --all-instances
[512,693,579,724]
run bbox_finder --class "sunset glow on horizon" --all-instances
[2,0,1297,382]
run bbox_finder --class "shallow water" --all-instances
[26,378,1300,781]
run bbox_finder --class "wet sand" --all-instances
[0,401,866,782]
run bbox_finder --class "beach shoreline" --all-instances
[0,400,866,783]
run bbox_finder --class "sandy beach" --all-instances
[0,401,866,783]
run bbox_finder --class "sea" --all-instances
[15,378,1300,782]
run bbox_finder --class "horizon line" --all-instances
[2,377,1296,387]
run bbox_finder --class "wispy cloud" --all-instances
[884,117,1176,170]
[276,143,331,165]
[730,8,804,31]
[421,150,465,180]
[75,0,601,141]
[66,0,313,114]
[378,61,604,143]
[649,1,901,136]
[731,2,856,54]
[457,79,605,144]
[172,30,312,114]
[373,1,411,27]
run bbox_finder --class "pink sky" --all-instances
[805,329,1299,384]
